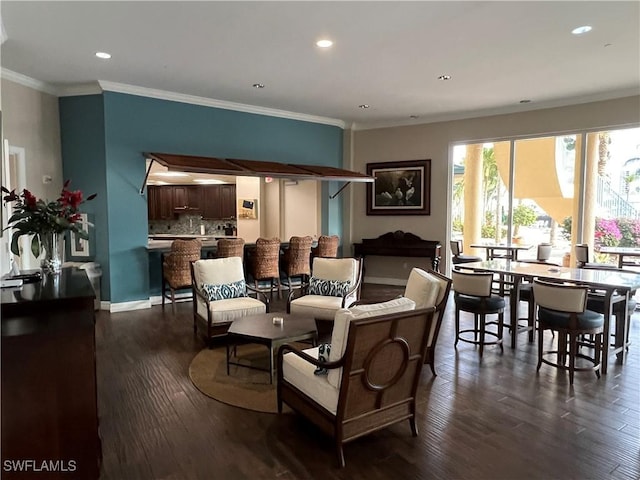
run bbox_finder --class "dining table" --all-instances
[599,246,640,269]
[470,243,533,261]
[455,259,640,374]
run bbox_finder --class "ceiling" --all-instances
[1,1,638,130]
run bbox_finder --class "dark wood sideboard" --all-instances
[1,268,100,480]
[353,231,442,272]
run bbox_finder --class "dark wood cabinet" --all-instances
[200,184,236,219]
[201,184,222,219]
[172,186,201,214]
[1,268,101,480]
[220,185,237,219]
[148,184,235,220]
[147,186,174,220]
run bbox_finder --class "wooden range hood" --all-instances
[141,152,374,196]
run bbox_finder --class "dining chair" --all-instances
[533,279,604,384]
[574,243,610,268]
[516,259,561,342]
[580,264,636,355]
[452,270,505,358]
[536,243,553,262]
[450,240,482,265]
[161,239,202,314]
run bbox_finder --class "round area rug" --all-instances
[189,345,281,413]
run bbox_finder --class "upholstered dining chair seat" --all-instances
[455,294,505,311]
[538,308,603,329]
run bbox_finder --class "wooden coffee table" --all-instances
[226,312,317,383]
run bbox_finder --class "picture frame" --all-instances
[71,213,90,256]
[366,159,431,215]
[237,198,258,220]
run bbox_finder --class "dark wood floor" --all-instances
[96,284,640,479]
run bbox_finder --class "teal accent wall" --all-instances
[59,95,110,300]
[60,91,343,303]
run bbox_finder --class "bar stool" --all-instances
[312,235,339,258]
[281,235,313,291]
[533,279,604,384]
[452,270,505,357]
[249,237,282,300]
[161,239,202,314]
[216,238,245,260]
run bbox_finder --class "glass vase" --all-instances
[40,232,65,274]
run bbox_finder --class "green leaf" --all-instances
[31,235,41,259]
[10,232,21,256]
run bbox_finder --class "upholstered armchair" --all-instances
[403,267,452,375]
[191,257,269,347]
[287,257,363,321]
[277,297,435,467]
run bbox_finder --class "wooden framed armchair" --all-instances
[191,257,269,347]
[403,267,452,375]
[277,298,435,467]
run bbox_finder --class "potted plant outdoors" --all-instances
[511,204,537,244]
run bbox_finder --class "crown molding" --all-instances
[57,82,102,97]
[97,80,346,128]
[0,68,57,96]
[351,87,640,131]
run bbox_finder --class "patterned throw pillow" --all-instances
[308,277,351,297]
[314,343,331,375]
[201,279,247,301]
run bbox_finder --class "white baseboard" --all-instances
[363,276,407,286]
[149,292,192,306]
[109,299,152,313]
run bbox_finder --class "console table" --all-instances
[1,267,100,480]
[353,231,442,272]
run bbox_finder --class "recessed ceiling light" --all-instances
[519,99,532,104]
[316,39,333,48]
[152,171,190,177]
[572,25,592,35]
[252,83,265,89]
[95,51,111,59]
[438,75,452,80]
[358,104,370,109]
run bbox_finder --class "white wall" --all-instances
[1,79,62,272]
[282,180,319,241]
[349,95,640,283]
[263,179,280,239]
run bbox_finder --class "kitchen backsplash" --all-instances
[149,214,237,235]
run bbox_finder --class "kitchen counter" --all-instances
[147,234,241,250]
[148,234,240,240]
